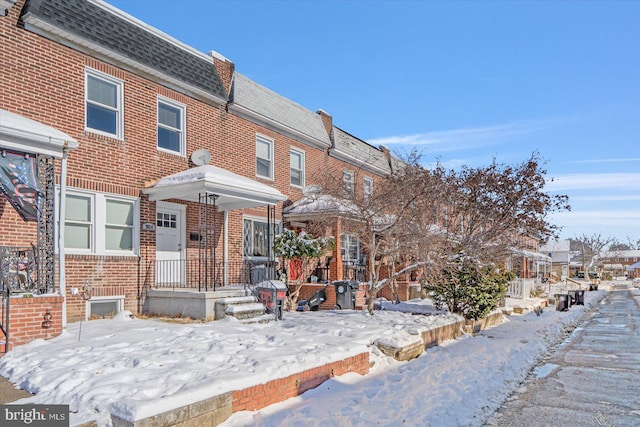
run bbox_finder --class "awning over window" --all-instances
[0,109,79,157]
[142,165,287,211]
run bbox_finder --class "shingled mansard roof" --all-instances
[21,0,227,104]
[331,127,392,176]
[229,73,332,150]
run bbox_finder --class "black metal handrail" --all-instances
[150,259,278,290]
[342,260,368,282]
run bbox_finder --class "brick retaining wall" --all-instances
[0,295,64,352]
[233,352,369,411]
[111,352,370,427]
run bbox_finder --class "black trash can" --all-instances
[574,289,585,305]
[554,293,569,311]
[567,290,576,306]
[333,280,359,309]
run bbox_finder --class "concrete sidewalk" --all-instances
[0,375,31,404]
[487,283,640,426]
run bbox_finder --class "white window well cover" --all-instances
[143,165,286,211]
[0,109,79,157]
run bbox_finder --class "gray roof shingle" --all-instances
[21,0,226,101]
[230,73,331,148]
[331,127,391,175]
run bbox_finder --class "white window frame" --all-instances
[289,148,305,188]
[243,215,281,260]
[364,176,374,199]
[256,134,274,180]
[64,189,139,256]
[85,68,124,139]
[343,170,355,197]
[157,96,186,156]
[86,295,125,320]
[341,233,360,262]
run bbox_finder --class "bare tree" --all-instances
[414,153,570,319]
[306,151,570,317]
[306,151,442,314]
[573,233,615,278]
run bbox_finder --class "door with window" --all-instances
[155,203,185,285]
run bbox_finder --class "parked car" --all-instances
[589,272,599,279]
[577,271,585,279]
[633,278,640,288]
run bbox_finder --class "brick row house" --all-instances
[1,0,549,352]
[1,0,397,349]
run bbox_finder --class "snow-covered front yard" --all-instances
[0,291,603,426]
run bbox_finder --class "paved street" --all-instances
[487,283,640,426]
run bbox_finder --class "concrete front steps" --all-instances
[214,295,265,320]
[146,288,269,322]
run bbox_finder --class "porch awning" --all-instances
[142,164,287,211]
[508,247,552,262]
[283,191,358,220]
[0,109,79,157]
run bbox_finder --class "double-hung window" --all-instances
[364,177,374,200]
[157,97,186,155]
[290,148,305,187]
[343,170,355,197]
[256,135,273,180]
[105,199,135,251]
[341,234,359,263]
[64,190,138,255]
[85,69,123,138]
[243,217,280,258]
[65,194,92,250]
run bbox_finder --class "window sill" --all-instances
[84,130,125,145]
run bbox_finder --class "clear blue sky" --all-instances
[108,0,639,244]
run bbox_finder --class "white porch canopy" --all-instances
[1,109,79,328]
[0,109,79,156]
[142,164,286,210]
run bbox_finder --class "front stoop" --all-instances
[111,392,233,427]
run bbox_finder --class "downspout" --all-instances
[223,211,228,286]
[58,145,69,328]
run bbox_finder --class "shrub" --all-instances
[424,259,512,320]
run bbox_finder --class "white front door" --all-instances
[156,202,185,285]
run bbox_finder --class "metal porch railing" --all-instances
[148,259,277,291]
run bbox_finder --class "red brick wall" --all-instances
[0,295,64,351]
[64,255,140,322]
[232,352,369,411]
[378,281,420,302]
[296,283,336,310]
[295,282,368,310]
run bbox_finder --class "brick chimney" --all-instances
[379,145,393,169]
[210,50,235,98]
[316,109,333,142]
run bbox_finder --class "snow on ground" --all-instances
[0,290,604,427]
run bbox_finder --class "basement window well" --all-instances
[87,296,124,320]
